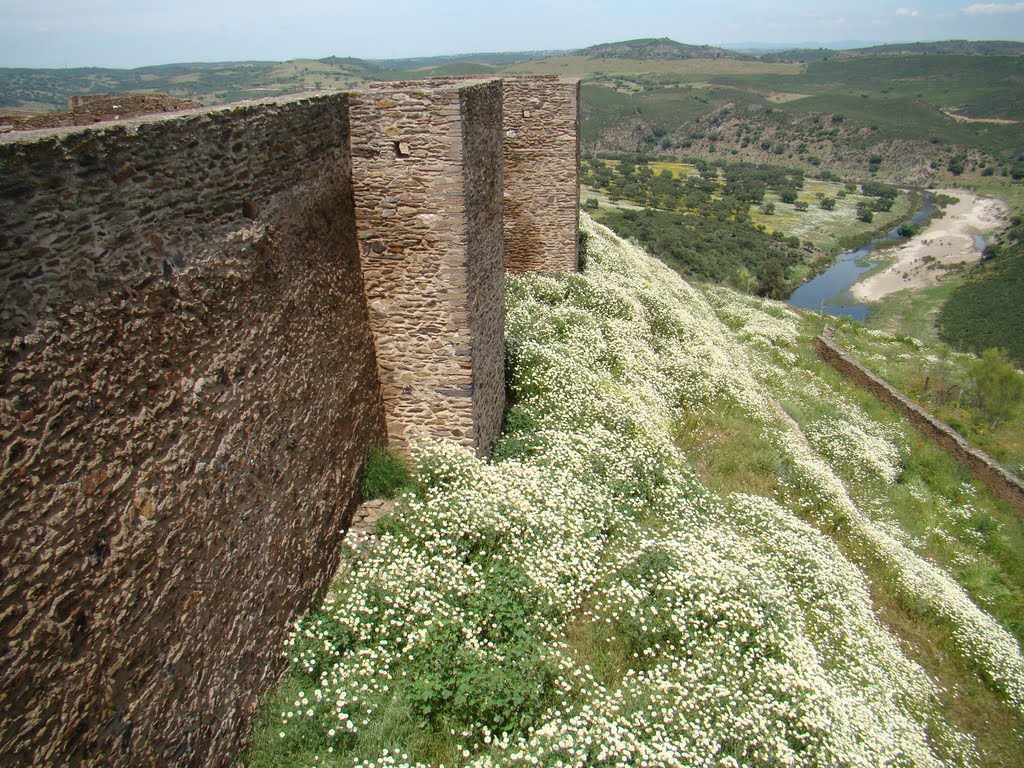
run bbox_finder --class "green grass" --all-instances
[832,316,1024,479]
[673,313,1024,766]
[753,184,916,255]
[361,445,415,500]
[867,279,961,344]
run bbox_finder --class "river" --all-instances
[787,194,937,321]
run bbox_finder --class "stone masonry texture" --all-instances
[349,80,506,455]
[816,336,1024,515]
[461,84,508,455]
[0,77,579,766]
[0,93,203,132]
[502,77,580,273]
[0,94,388,766]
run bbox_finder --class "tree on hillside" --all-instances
[756,259,788,300]
[821,197,836,210]
[970,347,1024,428]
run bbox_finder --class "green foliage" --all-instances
[861,181,898,200]
[970,348,1024,428]
[362,445,414,500]
[820,196,836,210]
[756,259,788,299]
[940,236,1024,367]
[582,156,830,292]
[596,206,802,293]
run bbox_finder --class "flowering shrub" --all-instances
[250,214,1024,767]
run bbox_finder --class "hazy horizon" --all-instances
[2,1,1023,69]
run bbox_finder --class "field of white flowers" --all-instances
[247,215,1024,767]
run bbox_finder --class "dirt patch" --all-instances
[943,110,1020,125]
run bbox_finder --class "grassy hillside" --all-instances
[939,232,1024,367]
[0,58,372,110]
[567,51,1024,185]
[5,41,1020,190]
[245,215,1024,767]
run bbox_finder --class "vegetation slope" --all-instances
[245,216,1024,767]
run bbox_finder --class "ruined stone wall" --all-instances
[0,93,202,132]
[0,94,388,766]
[502,77,580,273]
[816,336,1024,515]
[349,80,506,454]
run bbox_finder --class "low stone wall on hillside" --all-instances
[816,335,1024,515]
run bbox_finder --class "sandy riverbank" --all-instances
[851,189,1008,303]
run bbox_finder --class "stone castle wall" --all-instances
[0,94,388,765]
[0,76,579,765]
[502,77,580,273]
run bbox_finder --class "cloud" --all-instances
[895,7,919,16]
[961,2,1024,14]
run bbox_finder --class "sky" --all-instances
[1,0,1023,69]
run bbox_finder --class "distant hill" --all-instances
[756,48,839,63]
[366,51,566,70]
[577,38,748,60]
[0,59,374,112]
[758,40,1024,63]
[846,40,1024,57]
[0,51,569,113]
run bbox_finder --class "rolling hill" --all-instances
[577,37,748,60]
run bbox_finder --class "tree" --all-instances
[969,347,1024,428]
[820,197,836,210]
[756,259,788,300]
[761,202,776,215]
[856,204,874,223]
[794,200,809,211]
[779,189,798,204]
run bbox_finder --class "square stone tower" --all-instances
[348,80,507,455]
[502,76,581,273]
